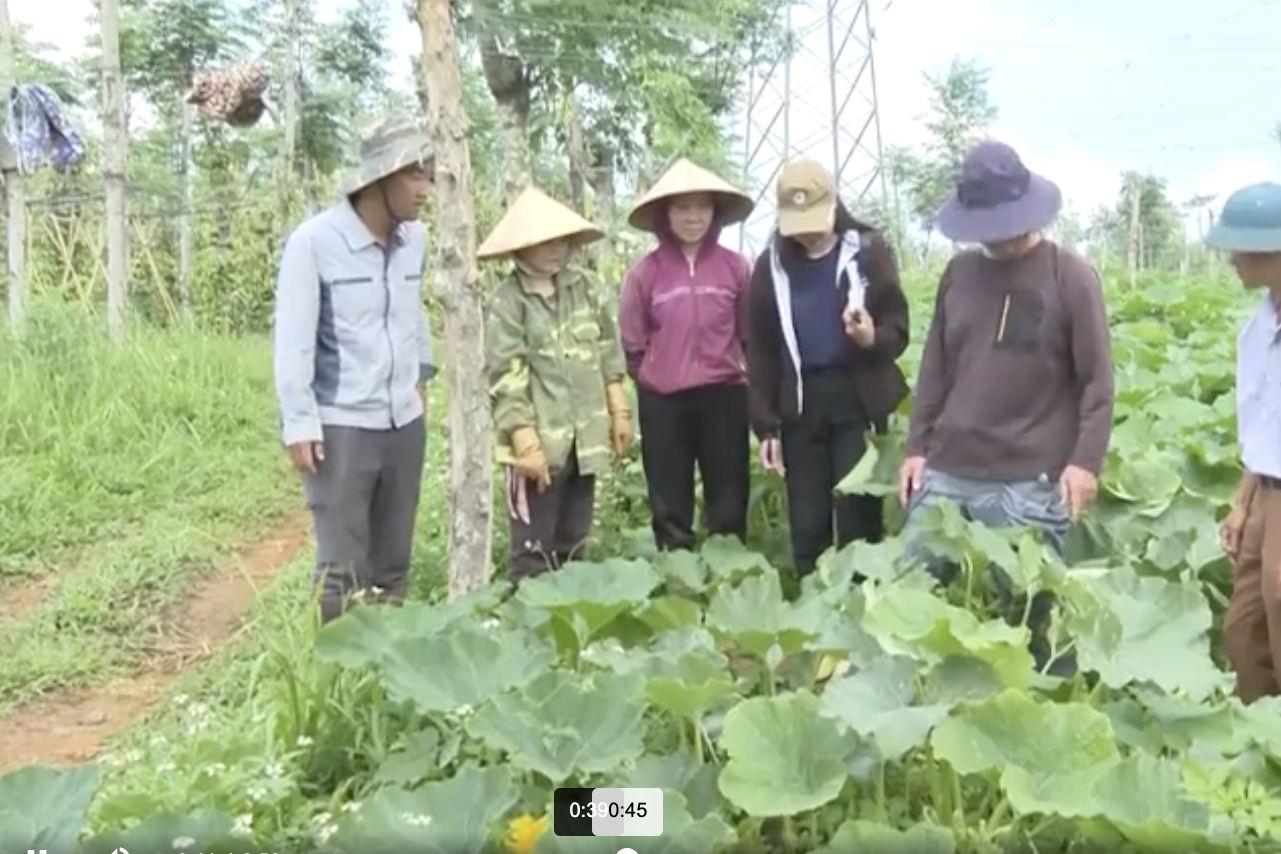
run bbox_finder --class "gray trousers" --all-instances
[302,418,426,622]
[901,466,1076,677]
[507,448,596,583]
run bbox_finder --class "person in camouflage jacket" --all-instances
[479,186,632,583]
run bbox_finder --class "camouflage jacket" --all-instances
[486,266,626,476]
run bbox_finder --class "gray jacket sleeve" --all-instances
[271,227,323,445]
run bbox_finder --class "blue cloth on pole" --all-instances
[5,83,86,172]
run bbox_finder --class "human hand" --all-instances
[843,306,875,348]
[1221,503,1248,561]
[610,412,632,459]
[510,427,552,490]
[1058,464,1098,520]
[898,455,925,507]
[759,437,785,476]
[287,441,325,474]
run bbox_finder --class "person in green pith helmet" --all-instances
[271,115,438,624]
[1209,181,1281,703]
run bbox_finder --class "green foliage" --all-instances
[887,56,999,245]
[1088,171,1186,271]
[0,271,1270,853]
[0,300,297,707]
[0,301,284,567]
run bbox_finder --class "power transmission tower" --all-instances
[737,0,887,258]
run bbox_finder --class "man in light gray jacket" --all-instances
[272,115,437,622]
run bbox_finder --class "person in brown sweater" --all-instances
[899,140,1115,678]
[746,157,910,577]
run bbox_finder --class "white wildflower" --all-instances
[313,811,337,843]
[171,836,195,848]
[401,812,432,827]
[296,735,314,747]
[232,814,253,835]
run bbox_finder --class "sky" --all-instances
[11,0,1281,250]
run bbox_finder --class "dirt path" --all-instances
[0,575,56,625]
[0,511,311,772]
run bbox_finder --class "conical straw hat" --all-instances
[477,186,604,260]
[627,158,755,232]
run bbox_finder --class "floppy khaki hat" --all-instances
[338,115,433,196]
[776,157,838,237]
[1205,182,1281,253]
[627,158,755,232]
[477,186,605,260]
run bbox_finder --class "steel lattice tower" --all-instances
[735,0,887,257]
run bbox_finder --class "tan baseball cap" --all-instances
[776,157,837,237]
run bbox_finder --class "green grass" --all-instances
[0,302,300,706]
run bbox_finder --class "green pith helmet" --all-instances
[337,115,433,197]
[1205,181,1281,253]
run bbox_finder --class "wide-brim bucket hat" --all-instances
[935,140,1062,244]
[477,186,605,260]
[338,115,433,197]
[627,158,755,232]
[1204,181,1281,253]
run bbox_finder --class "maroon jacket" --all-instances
[618,207,751,395]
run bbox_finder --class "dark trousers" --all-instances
[301,418,427,623]
[638,382,750,551]
[779,372,884,576]
[507,447,596,581]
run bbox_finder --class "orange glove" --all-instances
[509,426,551,489]
[605,382,633,460]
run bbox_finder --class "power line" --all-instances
[981,0,1086,65]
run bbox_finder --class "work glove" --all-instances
[509,426,552,490]
[604,381,633,460]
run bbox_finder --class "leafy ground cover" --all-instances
[0,302,300,708]
[0,271,1271,854]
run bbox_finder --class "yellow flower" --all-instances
[505,813,549,854]
[815,654,849,683]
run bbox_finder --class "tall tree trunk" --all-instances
[1126,178,1140,289]
[565,91,587,214]
[100,0,129,339]
[416,0,493,599]
[478,36,530,203]
[177,99,193,319]
[0,0,23,331]
[588,141,616,227]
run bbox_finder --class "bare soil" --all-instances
[0,512,311,772]
[0,574,57,625]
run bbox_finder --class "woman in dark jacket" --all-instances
[746,156,910,576]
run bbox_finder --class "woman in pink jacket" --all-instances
[620,159,756,551]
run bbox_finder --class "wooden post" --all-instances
[0,0,24,331]
[100,0,129,339]
[277,0,301,240]
[416,0,494,598]
[177,98,192,319]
